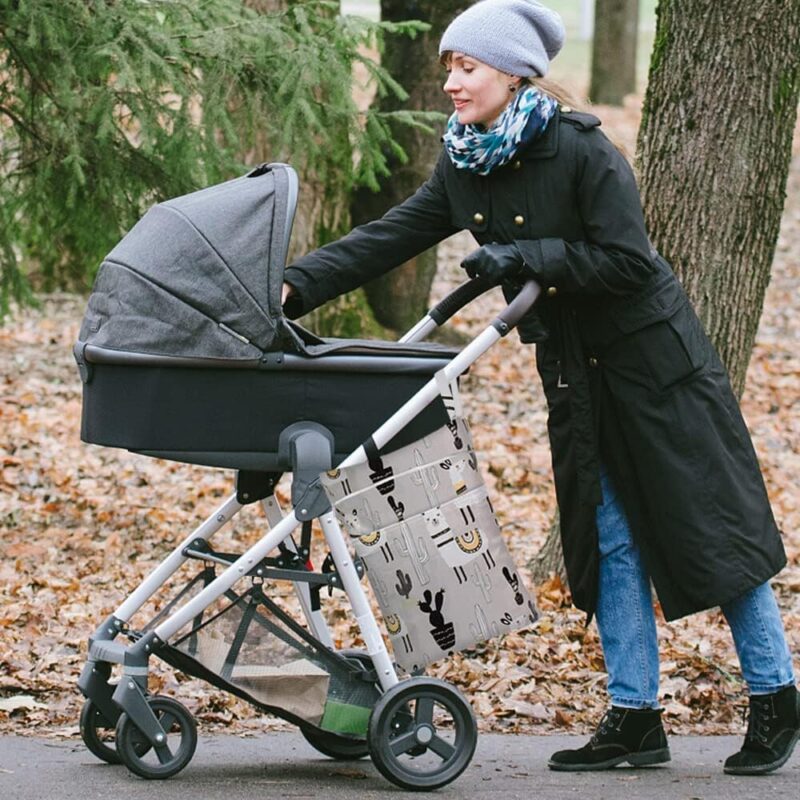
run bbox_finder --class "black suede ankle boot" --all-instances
[548,707,670,772]
[724,685,800,775]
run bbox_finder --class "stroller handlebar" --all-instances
[428,276,541,328]
[428,275,496,326]
[400,276,541,345]
[496,279,541,332]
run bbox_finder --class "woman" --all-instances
[282,0,798,775]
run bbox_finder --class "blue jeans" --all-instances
[595,466,795,708]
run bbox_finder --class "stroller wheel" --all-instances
[368,677,477,791]
[115,695,197,780]
[300,726,370,760]
[80,699,123,764]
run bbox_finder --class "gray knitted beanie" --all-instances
[439,0,565,78]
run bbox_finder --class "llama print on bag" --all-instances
[440,455,471,495]
[359,530,381,547]
[320,415,539,673]
[455,529,482,554]
[346,495,384,537]
[384,614,402,635]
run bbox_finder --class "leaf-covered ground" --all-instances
[1,104,798,740]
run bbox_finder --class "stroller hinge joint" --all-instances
[278,423,334,520]
[492,318,510,337]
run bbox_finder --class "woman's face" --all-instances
[443,53,520,128]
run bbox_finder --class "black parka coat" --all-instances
[284,109,786,621]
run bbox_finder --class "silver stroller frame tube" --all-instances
[340,326,500,470]
[261,495,334,648]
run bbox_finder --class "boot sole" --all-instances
[548,747,671,772]
[723,730,800,775]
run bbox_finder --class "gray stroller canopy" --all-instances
[79,163,298,361]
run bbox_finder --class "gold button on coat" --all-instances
[547,286,558,297]
[589,357,599,367]
[473,212,485,225]
[514,215,525,226]
[512,160,522,170]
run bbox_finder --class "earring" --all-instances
[508,84,517,93]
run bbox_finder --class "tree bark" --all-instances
[530,508,568,585]
[637,0,800,397]
[589,0,639,106]
[351,1,470,333]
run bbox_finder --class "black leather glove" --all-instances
[461,242,525,284]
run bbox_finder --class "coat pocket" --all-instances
[630,302,709,392]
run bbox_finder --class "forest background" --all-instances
[0,0,798,739]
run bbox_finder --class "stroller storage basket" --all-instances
[152,572,380,735]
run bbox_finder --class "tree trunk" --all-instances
[636,0,800,397]
[351,1,470,333]
[530,508,568,585]
[589,0,639,105]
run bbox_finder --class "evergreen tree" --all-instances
[0,0,428,314]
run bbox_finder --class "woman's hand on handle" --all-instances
[461,242,525,284]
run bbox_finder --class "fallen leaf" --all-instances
[0,695,48,712]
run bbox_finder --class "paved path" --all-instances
[1,733,797,800]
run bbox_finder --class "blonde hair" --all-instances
[529,77,584,110]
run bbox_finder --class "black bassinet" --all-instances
[75,163,454,470]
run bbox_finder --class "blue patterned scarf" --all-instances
[442,84,558,176]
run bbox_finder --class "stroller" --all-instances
[74,163,541,790]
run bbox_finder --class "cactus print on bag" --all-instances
[320,418,538,672]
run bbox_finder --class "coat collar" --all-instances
[519,108,561,160]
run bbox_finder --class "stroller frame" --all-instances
[78,268,540,788]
